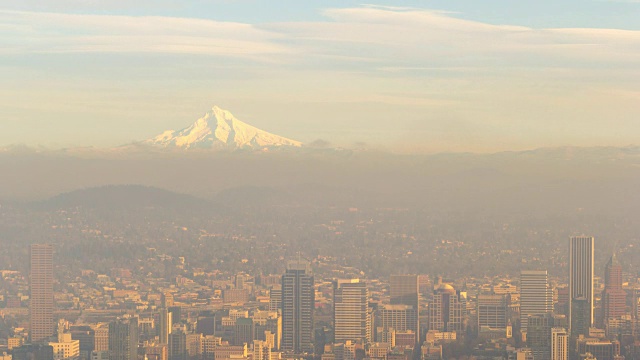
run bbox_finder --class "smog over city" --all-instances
[0,1,639,360]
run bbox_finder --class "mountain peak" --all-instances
[144,106,302,150]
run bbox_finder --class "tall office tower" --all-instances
[569,236,594,334]
[477,294,508,331]
[600,254,626,327]
[520,270,553,334]
[281,260,314,354]
[551,328,568,360]
[427,284,467,333]
[526,313,553,360]
[159,309,173,344]
[389,275,419,342]
[333,279,370,344]
[108,317,138,360]
[30,244,54,343]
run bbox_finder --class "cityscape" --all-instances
[1,1,639,360]
[0,233,637,360]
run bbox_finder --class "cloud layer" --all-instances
[0,5,639,151]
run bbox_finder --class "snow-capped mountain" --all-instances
[144,106,302,150]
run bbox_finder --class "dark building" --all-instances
[569,236,594,334]
[168,331,186,360]
[12,344,54,360]
[168,307,182,324]
[571,298,590,339]
[70,325,95,360]
[526,313,554,360]
[196,317,215,336]
[281,260,314,354]
[234,318,254,346]
[108,317,138,360]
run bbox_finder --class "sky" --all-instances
[0,0,639,152]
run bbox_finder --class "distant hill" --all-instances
[39,185,215,212]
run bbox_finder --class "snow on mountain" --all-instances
[144,106,302,150]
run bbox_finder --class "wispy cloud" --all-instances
[0,10,291,58]
[1,5,639,149]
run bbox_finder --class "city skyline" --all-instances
[10,233,632,360]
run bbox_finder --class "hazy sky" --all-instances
[1,0,639,152]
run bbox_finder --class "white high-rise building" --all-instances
[520,270,552,333]
[333,279,370,344]
[551,328,568,360]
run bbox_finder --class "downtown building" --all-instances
[477,294,509,335]
[333,279,371,344]
[281,260,314,354]
[569,236,595,337]
[389,275,419,342]
[551,327,568,360]
[108,317,138,360]
[30,244,54,343]
[428,284,467,334]
[599,254,626,329]
[519,270,553,335]
[377,305,418,345]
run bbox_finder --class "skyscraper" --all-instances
[159,308,172,345]
[30,244,54,343]
[551,328,568,360]
[427,284,467,333]
[389,275,419,342]
[569,236,594,334]
[600,254,626,327]
[108,317,138,360]
[333,279,370,344]
[519,270,552,334]
[281,260,314,354]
